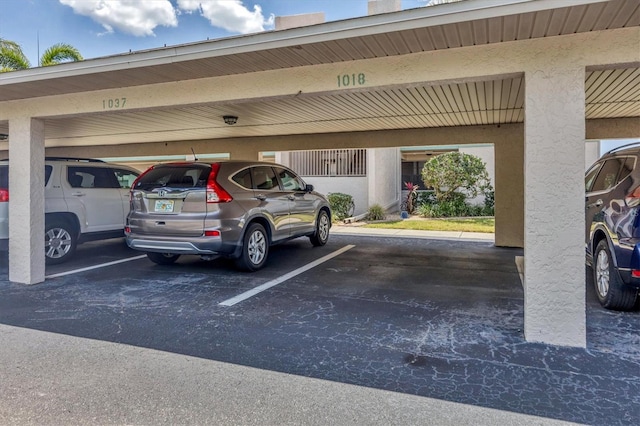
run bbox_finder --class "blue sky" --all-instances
[1,0,430,66]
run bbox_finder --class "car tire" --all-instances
[310,209,330,247]
[45,219,77,265]
[147,252,181,265]
[593,240,638,310]
[235,223,269,272]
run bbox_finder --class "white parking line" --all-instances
[219,244,355,307]
[45,255,148,279]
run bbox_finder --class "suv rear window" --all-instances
[134,164,211,190]
[231,168,253,189]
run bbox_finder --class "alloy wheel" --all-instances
[248,229,266,265]
[45,227,73,259]
[595,249,610,298]
[318,213,329,242]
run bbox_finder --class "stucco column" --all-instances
[524,65,586,347]
[494,137,524,248]
[367,148,400,214]
[8,117,46,284]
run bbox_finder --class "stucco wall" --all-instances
[367,148,400,213]
[301,176,368,217]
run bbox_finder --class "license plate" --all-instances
[154,199,174,213]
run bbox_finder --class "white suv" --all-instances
[0,157,140,264]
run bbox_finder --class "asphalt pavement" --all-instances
[0,228,637,425]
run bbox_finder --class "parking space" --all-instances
[0,234,638,424]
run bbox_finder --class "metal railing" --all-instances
[289,149,367,177]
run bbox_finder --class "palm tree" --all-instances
[0,37,29,72]
[0,39,83,72]
[40,43,83,67]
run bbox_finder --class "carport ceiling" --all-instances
[0,0,638,147]
[37,69,640,147]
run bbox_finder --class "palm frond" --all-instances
[40,43,83,66]
[0,47,30,71]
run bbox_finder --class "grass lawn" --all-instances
[362,217,495,233]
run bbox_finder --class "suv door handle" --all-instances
[71,191,85,197]
[587,199,603,208]
[255,194,267,201]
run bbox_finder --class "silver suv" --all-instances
[125,160,331,271]
[0,157,140,264]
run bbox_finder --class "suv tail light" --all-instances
[0,188,8,202]
[129,167,154,201]
[206,163,232,203]
[625,186,640,207]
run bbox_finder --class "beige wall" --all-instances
[275,13,325,31]
[368,0,401,15]
[585,140,600,170]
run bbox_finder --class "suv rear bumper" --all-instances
[616,238,640,289]
[126,234,237,256]
[616,268,640,289]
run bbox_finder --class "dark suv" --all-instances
[125,160,331,271]
[586,144,640,310]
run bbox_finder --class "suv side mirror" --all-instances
[305,184,314,193]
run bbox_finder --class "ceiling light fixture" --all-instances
[0,133,8,141]
[223,115,238,125]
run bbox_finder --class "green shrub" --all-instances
[365,204,386,221]
[419,203,494,218]
[327,192,355,220]
[417,203,437,218]
[421,152,492,203]
[439,199,469,217]
[484,190,495,210]
[416,190,436,206]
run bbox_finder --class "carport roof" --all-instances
[1,0,637,101]
[0,0,638,145]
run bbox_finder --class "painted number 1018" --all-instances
[337,73,366,88]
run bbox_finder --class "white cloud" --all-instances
[177,0,274,34]
[59,0,178,37]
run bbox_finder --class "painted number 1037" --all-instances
[337,73,366,88]
[102,98,127,109]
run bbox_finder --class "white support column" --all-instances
[367,147,399,210]
[524,65,586,347]
[8,117,45,284]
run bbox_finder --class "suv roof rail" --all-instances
[603,142,640,156]
[0,157,106,162]
[44,157,106,163]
